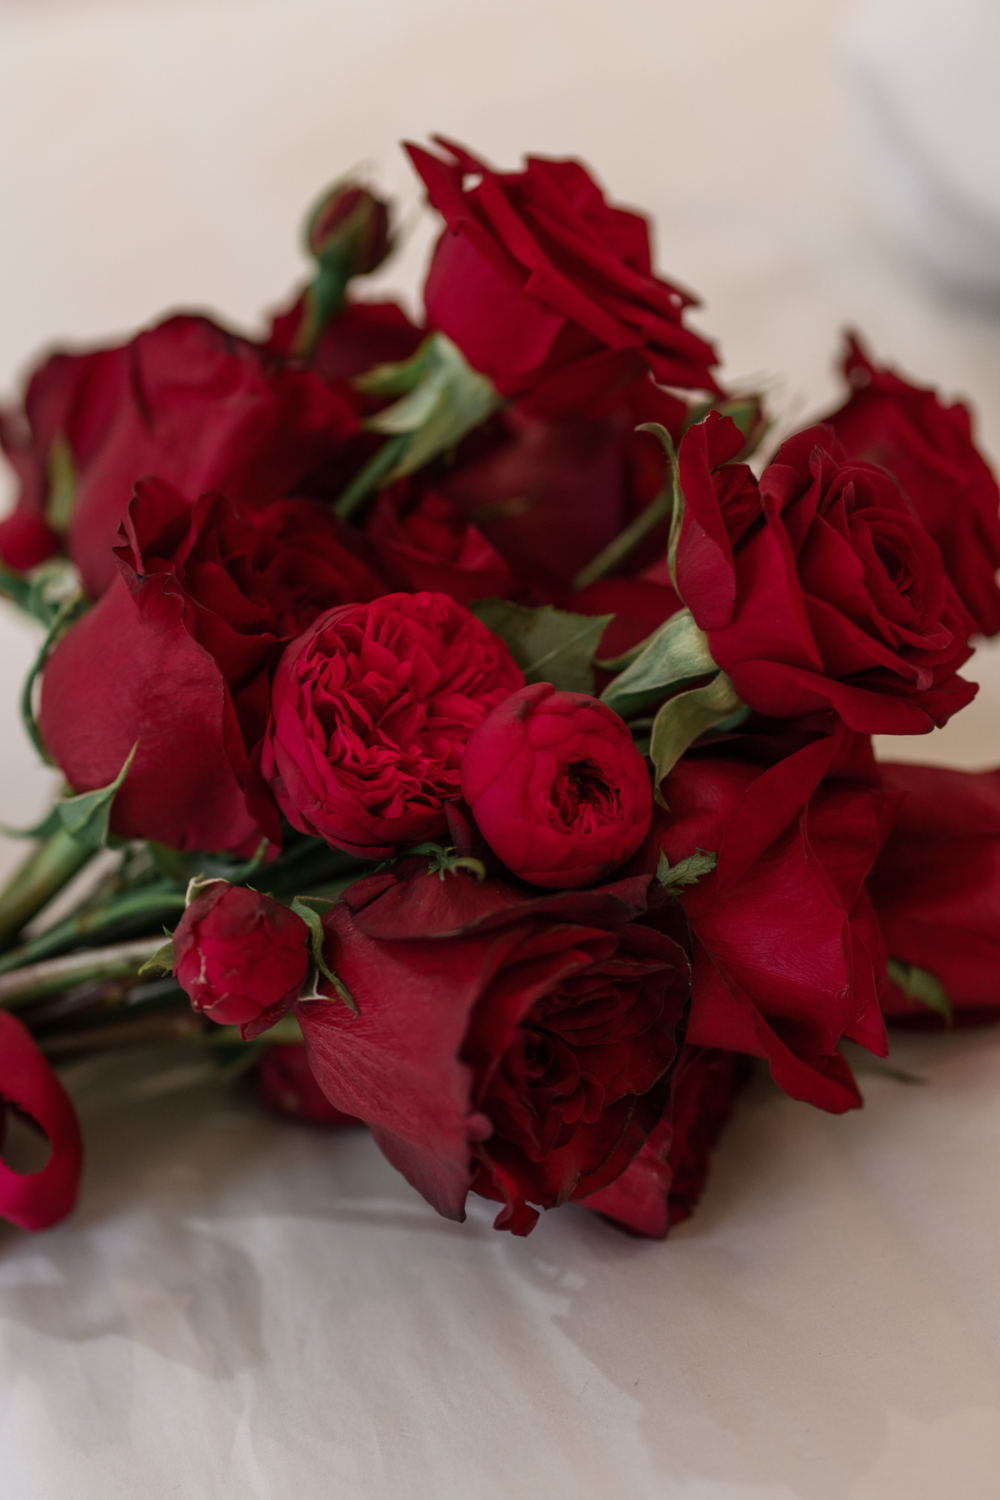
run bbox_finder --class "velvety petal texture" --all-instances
[869,763,1000,1018]
[39,477,385,853]
[462,682,652,888]
[262,591,524,857]
[408,137,719,415]
[0,1012,83,1232]
[676,414,977,734]
[296,863,690,1235]
[825,334,1000,637]
[0,315,360,597]
[173,882,310,1036]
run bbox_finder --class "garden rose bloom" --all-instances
[462,682,652,888]
[825,335,1000,637]
[0,1011,82,1232]
[583,1046,750,1237]
[39,478,385,854]
[676,414,977,734]
[174,882,309,1037]
[365,485,517,604]
[296,862,690,1234]
[262,592,523,858]
[0,315,359,597]
[869,763,1000,1018]
[622,735,892,1112]
[407,137,719,415]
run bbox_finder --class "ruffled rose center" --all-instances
[548,758,619,833]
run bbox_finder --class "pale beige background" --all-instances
[0,2,999,1496]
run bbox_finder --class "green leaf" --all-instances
[291,895,357,1013]
[0,557,84,629]
[470,599,613,695]
[11,743,137,851]
[599,608,717,719]
[335,333,504,519]
[649,672,743,800]
[407,842,487,882]
[656,847,718,890]
[138,938,175,977]
[887,959,953,1024]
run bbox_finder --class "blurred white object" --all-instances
[847,0,1000,297]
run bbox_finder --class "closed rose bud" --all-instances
[173,882,309,1036]
[461,681,653,889]
[306,182,392,277]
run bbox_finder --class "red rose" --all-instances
[676,414,977,734]
[622,735,892,1112]
[869,763,1000,1018]
[364,484,517,605]
[296,863,690,1234]
[0,1011,82,1232]
[0,315,359,598]
[824,335,1000,637]
[582,1046,751,1237]
[256,1043,362,1126]
[440,382,687,596]
[261,591,523,858]
[267,297,423,385]
[461,682,652,888]
[407,137,719,416]
[173,882,309,1036]
[39,478,385,854]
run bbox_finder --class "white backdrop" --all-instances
[1,1,1000,1495]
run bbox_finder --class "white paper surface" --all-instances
[1,2,1000,1494]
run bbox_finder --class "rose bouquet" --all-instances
[0,137,997,1239]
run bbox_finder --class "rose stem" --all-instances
[0,936,167,1012]
[571,485,672,591]
[0,886,186,977]
[0,829,96,953]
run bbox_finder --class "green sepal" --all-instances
[635,423,684,594]
[291,895,357,1014]
[407,842,487,883]
[470,599,613,695]
[656,847,718,890]
[11,743,137,852]
[599,608,716,720]
[887,959,953,1024]
[335,333,504,519]
[138,937,175,977]
[682,393,770,460]
[19,586,88,761]
[649,672,743,801]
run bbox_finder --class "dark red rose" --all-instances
[407,137,719,416]
[261,591,523,858]
[869,763,1000,1019]
[439,382,687,595]
[296,863,690,1234]
[364,484,518,604]
[582,1046,751,1237]
[0,1011,82,1232]
[622,735,892,1112]
[39,478,386,854]
[824,334,1000,637]
[173,882,309,1037]
[676,413,977,734]
[0,315,359,598]
[0,512,60,573]
[256,1043,362,1126]
[462,682,652,888]
[306,184,392,277]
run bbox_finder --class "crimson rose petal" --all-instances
[0,1012,82,1232]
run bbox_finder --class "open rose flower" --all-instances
[0,315,359,598]
[296,862,690,1234]
[869,763,1000,1020]
[261,591,523,858]
[462,682,652,888]
[0,1012,83,1232]
[39,478,386,854]
[583,1045,751,1237]
[173,882,310,1038]
[675,413,977,734]
[407,137,719,416]
[824,334,1000,637]
[621,735,892,1112]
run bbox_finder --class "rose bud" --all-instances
[262,591,523,858]
[461,681,653,889]
[256,1044,362,1127]
[173,882,310,1038]
[294,181,393,356]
